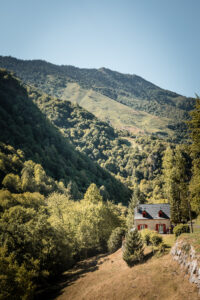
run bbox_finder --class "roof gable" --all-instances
[134,204,170,220]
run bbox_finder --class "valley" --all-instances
[0,57,199,300]
[1,1,200,299]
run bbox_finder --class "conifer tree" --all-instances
[83,183,103,203]
[162,146,190,223]
[126,193,136,230]
[174,146,191,222]
[188,98,200,213]
[126,189,138,229]
[123,228,144,266]
[126,186,146,230]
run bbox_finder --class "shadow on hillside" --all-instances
[143,250,154,263]
[35,253,108,300]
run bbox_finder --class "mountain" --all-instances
[0,69,130,203]
[0,56,195,141]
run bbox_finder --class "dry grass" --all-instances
[178,232,200,254]
[162,234,176,248]
[54,246,199,300]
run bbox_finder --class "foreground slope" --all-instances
[40,249,199,300]
[0,56,194,140]
[0,69,130,203]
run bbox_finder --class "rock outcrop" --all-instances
[171,240,200,291]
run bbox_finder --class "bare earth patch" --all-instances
[53,248,199,300]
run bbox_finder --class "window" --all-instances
[156,224,166,233]
[158,224,164,233]
[138,224,147,230]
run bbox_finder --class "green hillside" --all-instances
[60,82,173,137]
[0,56,194,141]
[29,85,173,203]
[0,69,130,203]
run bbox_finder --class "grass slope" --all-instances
[61,82,172,135]
[38,247,199,300]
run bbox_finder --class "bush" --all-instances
[173,224,190,237]
[140,229,163,247]
[151,232,163,246]
[107,227,125,253]
[123,228,144,266]
[140,229,151,245]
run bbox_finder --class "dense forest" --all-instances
[0,142,126,299]
[0,56,195,142]
[0,64,200,299]
[0,69,130,204]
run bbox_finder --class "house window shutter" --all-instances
[138,225,140,230]
[156,224,158,231]
[142,210,147,217]
[145,224,147,228]
[163,224,166,233]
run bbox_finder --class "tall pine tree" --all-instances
[188,98,200,213]
[162,146,190,223]
[126,187,145,230]
[123,228,144,266]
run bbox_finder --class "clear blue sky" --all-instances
[0,0,200,97]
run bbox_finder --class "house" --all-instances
[134,204,170,234]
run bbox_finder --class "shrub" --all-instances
[107,227,125,253]
[151,232,163,246]
[140,229,152,245]
[140,229,163,247]
[123,228,144,266]
[173,224,190,237]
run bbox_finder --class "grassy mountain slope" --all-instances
[0,56,194,141]
[60,82,172,135]
[0,69,130,203]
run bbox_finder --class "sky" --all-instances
[0,0,200,97]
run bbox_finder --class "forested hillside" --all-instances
[0,56,195,141]
[0,69,129,298]
[0,67,196,208]
[0,69,130,203]
[27,84,175,202]
[1,67,190,204]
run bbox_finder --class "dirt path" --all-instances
[49,249,200,300]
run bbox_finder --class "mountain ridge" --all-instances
[0,55,188,98]
[0,55,194,141]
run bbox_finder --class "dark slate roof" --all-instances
[134,204,170,220]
